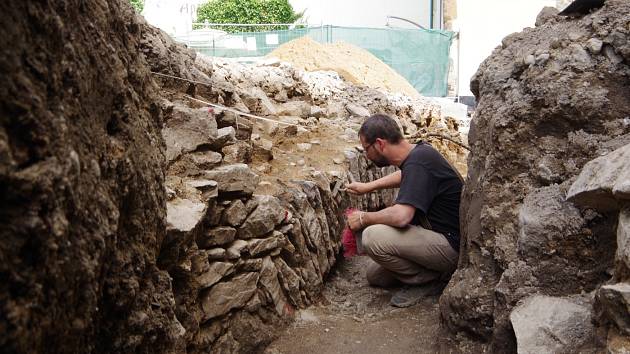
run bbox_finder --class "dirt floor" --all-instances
[265,256,442,354]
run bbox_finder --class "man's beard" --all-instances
[372,154,390,167]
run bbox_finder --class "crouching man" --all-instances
[346,114,463,307]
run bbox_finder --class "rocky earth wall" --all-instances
[0,1,184,353]
[440,1,630,352]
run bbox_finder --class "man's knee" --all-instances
[362,224,395,256]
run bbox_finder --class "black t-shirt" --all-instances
[395,143,463,251]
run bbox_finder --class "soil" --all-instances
[266,256,442,354]
[251,119,359,195]
[268,37,421,98]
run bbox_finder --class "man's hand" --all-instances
[347,210,364,231]
[345,182,372,195]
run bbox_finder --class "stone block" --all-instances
[221,200,248,227]
[197,261,234,289]
[201,272,259,320]
[222,141,252,164]
[163,103,218,162]
[204,164,260,196]
[197,226,236,248]
[237,196,285,239]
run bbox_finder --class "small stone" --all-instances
[535,53,550,64]
[297,159,305,166]
[297,143,312,152]
[310,106,325,118]
[333,158,344,164]
[211,126,236,150]
[222,199,248,227]
[263,121,279,136]
[197,226,237,248]
[222,141,252,164]
[346,103,370,117]
[255,163,272,174]
[186,179,218,193]
[247,234,281,257]
[253,139,274,162]
[524,54,536,66]
[226,239,248,259]
[281,125,298,136]
[586,38,603,54]
[207,248,226,260]
[190,151,222,169]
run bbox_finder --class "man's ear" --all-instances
[376,138,386,151]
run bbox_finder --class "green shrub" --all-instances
[196,0,303,33]
[130,0,144,13]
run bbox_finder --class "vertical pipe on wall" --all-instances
[429,0,434,29]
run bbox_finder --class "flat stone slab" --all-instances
[201,272,259,320]
[166,197,207,233]
[204,164,260,196]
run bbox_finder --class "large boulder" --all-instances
[440,1,630,351]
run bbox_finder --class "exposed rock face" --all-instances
[510,295,596,354]
[440,1,630,352]
[0,1,184,353]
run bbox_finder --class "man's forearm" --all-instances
[367,170,401,191]
[361,203,412,228]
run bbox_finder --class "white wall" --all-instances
[454,0,556,97]
[289,0,432,29]
[143,0,207,35]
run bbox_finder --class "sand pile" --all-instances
[267,36,420,98]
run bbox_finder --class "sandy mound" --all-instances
[267,36,420,98]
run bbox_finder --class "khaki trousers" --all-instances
[361,224,459,287]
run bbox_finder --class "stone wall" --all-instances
[158,109,399,351]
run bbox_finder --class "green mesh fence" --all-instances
[185,26,453,97]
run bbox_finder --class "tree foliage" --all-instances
[130,0,144,13]
[196,0,303,33]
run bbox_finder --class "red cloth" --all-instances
[342,208,358,258]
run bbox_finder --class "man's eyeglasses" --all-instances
[363,141,376,155]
